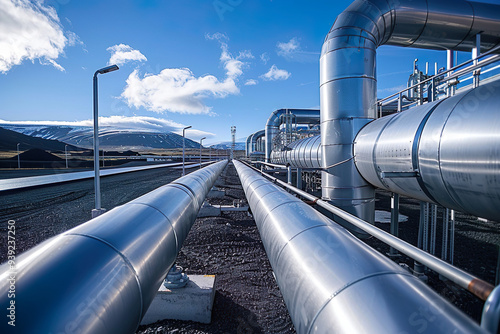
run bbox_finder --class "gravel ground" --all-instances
[1,162,498,333]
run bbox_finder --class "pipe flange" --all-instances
[163,264,189,289]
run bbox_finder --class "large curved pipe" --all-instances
[234,160,483,333]
[265,109,319,163]
[355,80,500,222]
[270,135,321,169]
[245,135,252,157]
[249,129,265,155]
[0,160,227,333]
[321,0,500,224]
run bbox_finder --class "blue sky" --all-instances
[0,0,489,144]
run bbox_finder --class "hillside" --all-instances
[0,124,202,150]
[0,127,82,152]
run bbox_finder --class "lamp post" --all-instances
[65,144,68,168]
[182,125,192,176]
[92,64,119,218]
[199,137,206,169]
[17,143,20,169]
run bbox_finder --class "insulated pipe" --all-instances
[355,80,500,222]
[234,160,483,333]
[249,129,265,156]
[265,109,319,163]
[320,0,500,224]
[0,160,227,334]
[270,135,321,169]
[245,135,252,157]
[242,160,494,301]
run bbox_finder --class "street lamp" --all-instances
[92,64,119,218]
[199,137,206,169]
[17,143,20,169]
[65,144,68,168]
[182,126,192,176]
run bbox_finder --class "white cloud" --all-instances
[0,0,72,73]
[0,116,214,139]
[206,33,251,79]
[107,44,147,66]
[260,52,270,64]
[276,37,319,62]
[121,33,246,114]
[277,38,300,57]
[121,68,238,114]
[260,65,291,81]
[245,79,258,86]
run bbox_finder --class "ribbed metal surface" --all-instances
[265,109,319,162]
[355,80,500,222]
[234,160,484,334]
[320,0,500,224]
[270,135,321,168]
[249,129,265,156]
[246,135,252,157]
[0,160,227,334]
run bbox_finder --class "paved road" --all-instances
[0,162,201,191]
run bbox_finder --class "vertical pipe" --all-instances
[442,209,450,261]
[430,204,438,255]
[287,165,292,185]
[389,193,400,256]
[296,168,302,190]
[423,203,429,252]
[93,72,101,213]
[447,50,455,97]
[473,34,482,88]
[473,34,481,63]
[418,202,424,249]
[450,210,455,264]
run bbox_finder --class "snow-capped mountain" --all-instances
[0,124,202,150]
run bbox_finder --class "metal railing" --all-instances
[377,44,500,117]
[243,160,494,302]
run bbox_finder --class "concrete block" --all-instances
[141,275,216,325]
[207,188,225,198]
[197,203,221,217]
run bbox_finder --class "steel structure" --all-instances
[0,161,227,334]
[247,129,265,157]
[264,109,319,163]
[319,0,500,224]
[234,160,484,333]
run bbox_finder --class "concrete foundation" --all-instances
[208,188,225,198]
[198,203,221,217]
[141,275,216,325]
